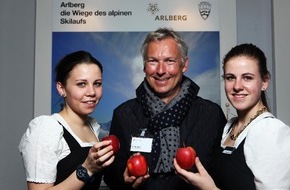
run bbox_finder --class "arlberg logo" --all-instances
[198,1,211,20]
[146,3,187,21]
[147,3,159,15]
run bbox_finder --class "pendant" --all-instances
[230,133,237,141]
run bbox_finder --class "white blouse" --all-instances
[222,112,290,189]
[18,113,100,183]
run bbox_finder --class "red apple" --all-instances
[175,146,196,170]
[127,154,148,177]
[101,135,120,154]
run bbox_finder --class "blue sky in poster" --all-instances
[51,31,220,124]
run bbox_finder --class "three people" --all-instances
[174,43,290,189]
[103,28,227,190]
[19,51,115,190]
[20,30,290,190]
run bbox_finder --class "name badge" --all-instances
[130,137,153,153]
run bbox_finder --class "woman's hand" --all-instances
[83,140,115,175]
[174,157,219,190]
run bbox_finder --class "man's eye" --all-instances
[166,60,177,65]
[147,60,157,64]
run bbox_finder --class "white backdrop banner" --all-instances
[52,0,219,31]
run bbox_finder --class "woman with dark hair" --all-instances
[174,43,290,190]
[19,51,114,190]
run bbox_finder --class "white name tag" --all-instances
[130,137,153,153]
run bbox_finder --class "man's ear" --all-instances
[182,57,189,73]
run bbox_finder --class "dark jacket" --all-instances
[104,81,226,190]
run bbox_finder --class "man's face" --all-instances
[144,37,188,104]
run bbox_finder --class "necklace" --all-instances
[229,106,268,140]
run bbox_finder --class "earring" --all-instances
[61,93,66,97]
[261,87,266,91]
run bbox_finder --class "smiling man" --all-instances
[104,27,227,190]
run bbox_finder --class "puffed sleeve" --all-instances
[19,115,64,183]
[244,117,290,189]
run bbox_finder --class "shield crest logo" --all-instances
[198,1,211,20]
